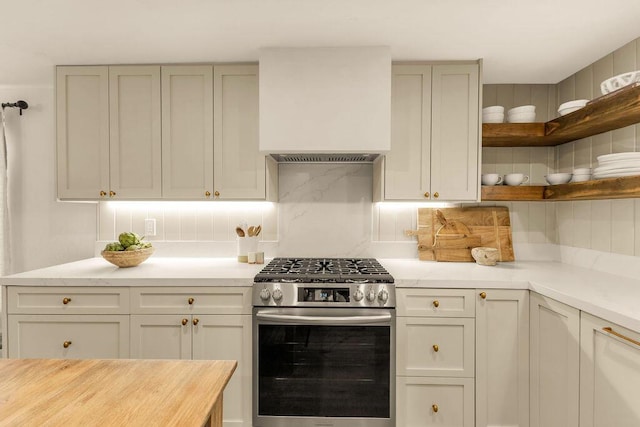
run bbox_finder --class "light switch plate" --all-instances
[144,218,157,237]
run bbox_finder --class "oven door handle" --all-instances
[255,311,392,324]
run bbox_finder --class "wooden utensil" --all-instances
[247,226,255,237]
[235,227,245,237]
[254,225,261,236]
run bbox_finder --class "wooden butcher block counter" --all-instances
[0,358,237,427]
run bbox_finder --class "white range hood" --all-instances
[259,47,391,161]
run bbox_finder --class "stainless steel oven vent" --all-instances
[269,153,380,163]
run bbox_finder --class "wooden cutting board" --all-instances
[406,206,514,262]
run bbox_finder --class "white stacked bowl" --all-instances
[507,105,536,123]
[571,168,592,182]
[558,99,589,116]
[482,106,504,123]
[545,173,573,185]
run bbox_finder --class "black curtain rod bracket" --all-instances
[1,100,28,116]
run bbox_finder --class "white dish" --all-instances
[597,152,640,164]
[483,106,504,114]
[507,112,536,123]
[593,169,640,179]
[571,174,591,183]
[558,99,589,116]
[545,173,572,185]
[600,71,640,95]
[573,168,592,174]
[508,105,536,114]
[482,112,504,123]
[594,160,640,172]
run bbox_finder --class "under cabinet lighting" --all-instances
[105,201,275,212]
[375,202,460,211]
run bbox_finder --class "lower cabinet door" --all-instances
[580,312,640,427]
[130,314,191,359]
[7,314,129,358]
[192,315,252,427]
[396,377,474,427]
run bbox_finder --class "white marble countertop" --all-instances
[2,256,640,332]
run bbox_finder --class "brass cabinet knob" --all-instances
[62,297,72,305]
[63,341,72,348]
[433,344,439,352]
[205,191,211,197]
[181,318,188,326]
[433,192,439,198]
[480,291,487,299]
[99,191,107,197]
[432,404,439,413]
[214,191,220,197]
[192,318,199,326]
[188,297,195,305]
[424,192,430,198]
[433,300,440,308]
[109,191,116,197]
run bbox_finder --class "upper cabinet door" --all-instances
[213,65,265,200]
[161,66,214,199]
[56,66,110,199]
[109,66,162,199]
[384,65,432,200]
[430,64,480,201]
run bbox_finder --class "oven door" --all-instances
[253,307,395,427]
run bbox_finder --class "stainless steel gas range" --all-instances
[252,258,395,427]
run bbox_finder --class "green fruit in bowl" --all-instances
[118,232,142,248]
[125,244,142,251]
[104,242,125,252]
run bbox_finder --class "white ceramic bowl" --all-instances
[601,71,640,95]
[545,173,573,185]
[482,112,504,123]
[571,174,591,183]
[573,168,592,174]
[508,105,536,114]
[558,99,589,116]
[507,112,536,123]
[482,106,504,114]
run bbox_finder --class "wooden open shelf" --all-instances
[483,83,640,147]
[481,175,640,201]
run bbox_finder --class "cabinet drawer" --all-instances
[7,287,129,314]
[397,317,475,377]
[397,377,474,427]
[131,287,251,314]
[7,314,129,359]
[397,289,475,317]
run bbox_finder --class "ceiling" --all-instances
[2,0,640,86]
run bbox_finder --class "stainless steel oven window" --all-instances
[253,307,395,427]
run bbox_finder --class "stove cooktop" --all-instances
[254,257,394,284]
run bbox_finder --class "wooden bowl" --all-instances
[471,247,499,266]
[101,247,154,268]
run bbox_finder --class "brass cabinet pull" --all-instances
[99,191,107,197]
[432,404,438,413]
[433,192,439,199]
[181,318,188,326]
[62,297,72,305]
[214,191,220,197]
[109,191,116,197]
[479,292,487,299]
[433,300,440,308]
[433,344,439,352]
[205,191,211,197]
[188,297,195,305]
[192,318,199,326]
[63,341,72,348]
[424,192,430,198]
[603,327,640,347]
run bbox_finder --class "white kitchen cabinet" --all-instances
[476,289,529,427]
[6,286,129,314]
[7,314,129,359]
[161,65,214,199]
[397,377,474,427]
[529,292,579,427]
[214,65,277,201]
[130,287,252,427]
[56,66,110,199]
[580,312,640,427]
[374,63,480,202]
[108,65,162,199]
[396,288,475,427]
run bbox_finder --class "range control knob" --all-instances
[259,288,271,301]
[378,289,389,303]
[272,288,283,302]
[353,288,364,301]
[366,288,377,302]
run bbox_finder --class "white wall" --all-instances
[0,84,96,274]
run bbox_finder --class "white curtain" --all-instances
[0,109,11,276]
